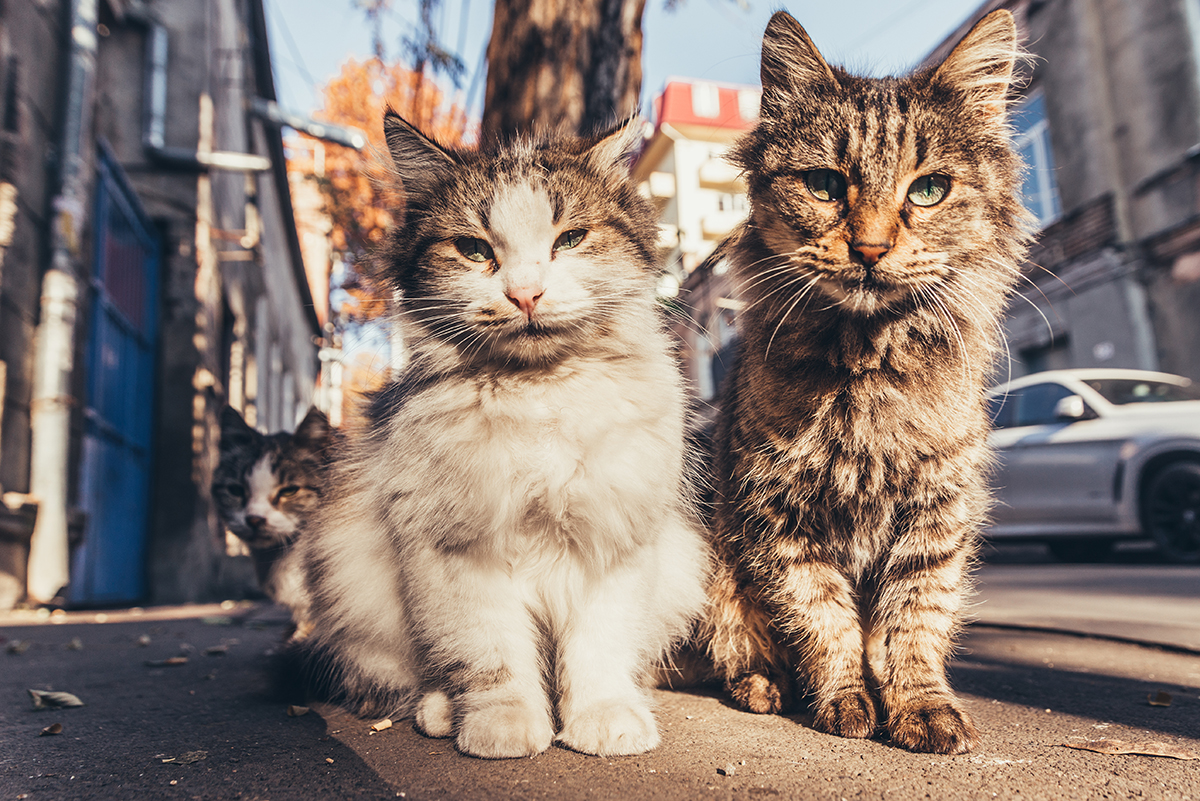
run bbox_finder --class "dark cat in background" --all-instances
[213,405,335,629]
[692,10,1028,754]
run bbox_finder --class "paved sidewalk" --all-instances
[1,600,1198,800]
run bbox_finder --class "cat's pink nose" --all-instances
[246,515,266,530]
[506,286,543,319]
[851,241,890,266]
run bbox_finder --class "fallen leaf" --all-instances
[65,638,83,651]
[326,757,334,764]
[370,718,393,732]
[1148,691,1173,707]
[38,723,63,736]
[287,705,310,717]
[7,640,30,654]
[204,645,229,656]
[161,750,208,765]
[28,690,85,710]
[1061,739,1196,760]
[144,657,188,667]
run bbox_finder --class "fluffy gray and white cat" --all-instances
[295,112,709,760]
[214,405,333,627]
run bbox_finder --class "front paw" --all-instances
[456,700,554,759]
[813,690,878,739]
[557,701,660,756]
[728,672,790,714]
[888,699,979,754]
[414,690,454,738]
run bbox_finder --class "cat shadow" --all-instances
[949,649,1200,741]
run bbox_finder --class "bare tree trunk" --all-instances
[482,0,646,139]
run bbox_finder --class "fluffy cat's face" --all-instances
[736,10,1025,316]
[378,114,659,366]
[213,407,333,549]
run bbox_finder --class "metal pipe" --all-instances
[27,0,98,604]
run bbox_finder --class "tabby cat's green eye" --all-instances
[278,486,300,499]
[553,229,587,252]
[907,174,950,207]
[804,169,847,202]
[455,237,495,263]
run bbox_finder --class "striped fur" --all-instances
[697,10,1029,755]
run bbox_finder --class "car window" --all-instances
[1082,378,1200,404]
[987,393,1013,429]
[1011,382,1075,426]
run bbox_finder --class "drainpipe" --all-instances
[26,0,99,604]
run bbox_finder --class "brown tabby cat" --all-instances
[698,10,1028,754]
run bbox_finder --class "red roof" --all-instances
[654,81,759,131]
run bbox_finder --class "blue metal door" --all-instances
[70,148,160,605]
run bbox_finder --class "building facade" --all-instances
[666,0,1200,420]
[0,0,320,609]
[927,0,1200,383]
[632,80,757,409]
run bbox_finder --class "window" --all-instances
[1012,91,1062,228]
[1011,382,1075,427]
[691,83,721,118]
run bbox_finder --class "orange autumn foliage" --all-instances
[289,58,469,320]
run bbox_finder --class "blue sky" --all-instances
[266,0,982,123]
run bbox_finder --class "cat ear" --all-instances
[583,117,644,171]
[383,109,456,194]
[219,406,256,445]
[759,11,836,107]
[292,406,333,451]
[931,9,1019,123]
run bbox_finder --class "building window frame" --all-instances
[1012,89,1063,228]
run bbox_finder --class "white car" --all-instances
[986,369,1200,563]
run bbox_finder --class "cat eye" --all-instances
[553,229,587,252]
[907,174,950,207]
[455,237,495,263]
[804,169,847,202]
[225,484,245,500]
[277,485,300,499]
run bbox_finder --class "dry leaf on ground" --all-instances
[1061,739,1197,760]
[161,751,208,764]
[38,723,63,736]
[144,657,188,667]
[1148,691,1173,707]
[287,705,310,717]
[28,690,85,709]
[370,718,393,732]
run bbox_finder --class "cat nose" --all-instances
[850,241,891,267]
[506,286,544,319]
[246,514,266,530]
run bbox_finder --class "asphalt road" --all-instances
[1,556,1197,801]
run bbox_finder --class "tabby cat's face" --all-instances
[379,114,660,366]
[213,407,332,550]
[736,11,1025,316]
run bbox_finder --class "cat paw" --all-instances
[455,701,554,759]
[728,672,788,714]
[557,701,660,756]
[813,690,878,739]
[888,699,979,754]
[414,690,454,738]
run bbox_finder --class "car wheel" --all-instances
[1047,538,1113,563]
[1143,460,1200,564]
